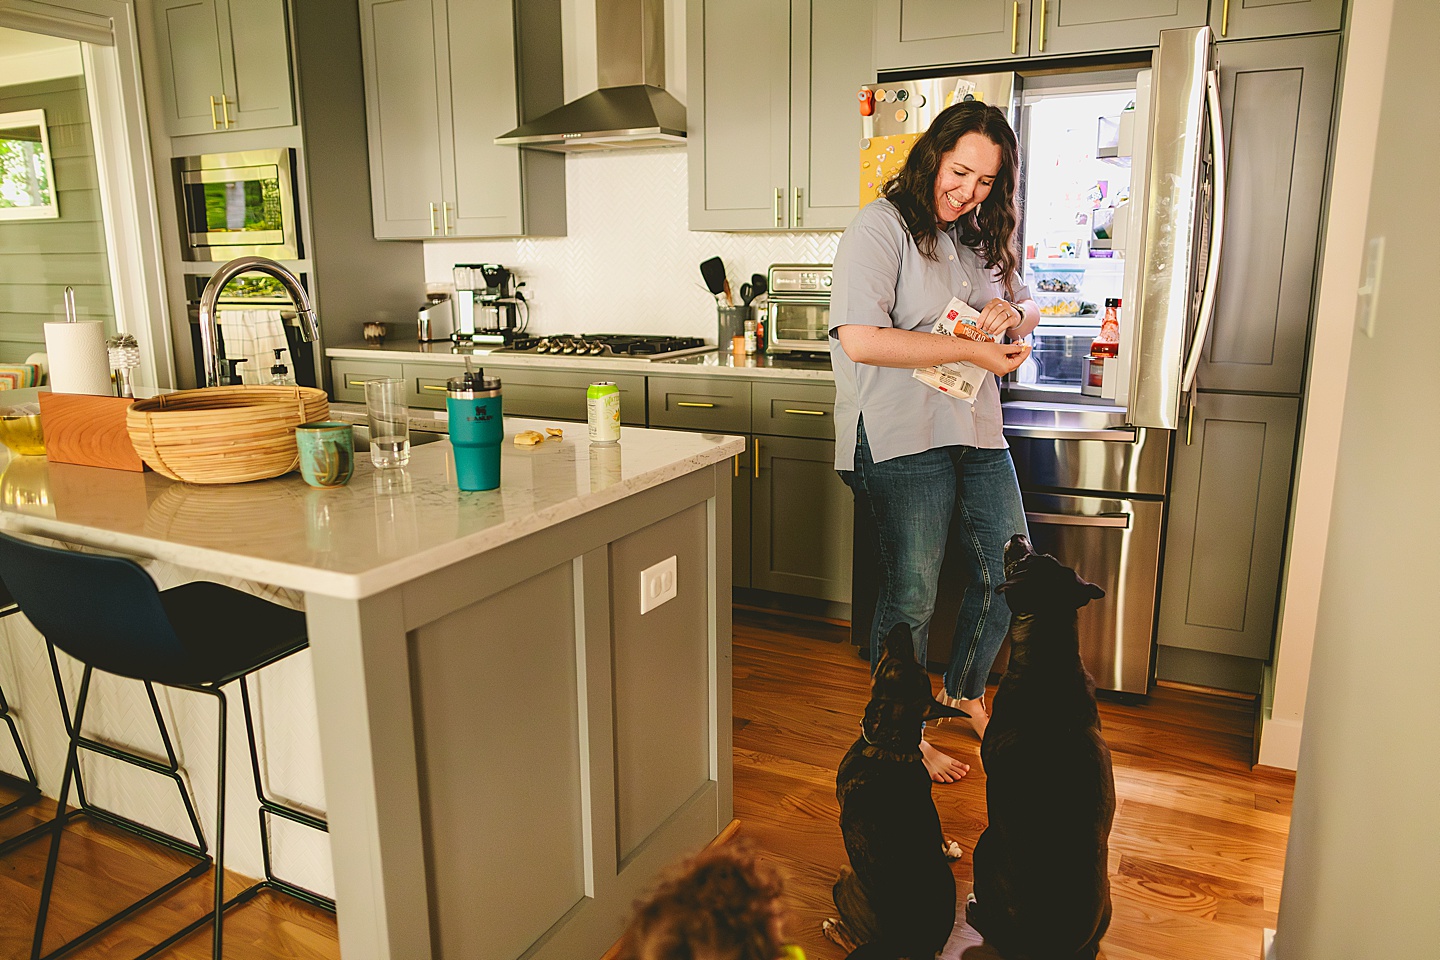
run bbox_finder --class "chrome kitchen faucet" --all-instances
[196,256,319,387]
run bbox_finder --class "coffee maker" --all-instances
[452,263,519,344]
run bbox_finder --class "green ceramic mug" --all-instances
[296,421,355,488]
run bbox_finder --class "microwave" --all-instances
[765,264,832,354]
[174,148,301,261]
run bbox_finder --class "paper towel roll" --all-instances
[44,321,113,396]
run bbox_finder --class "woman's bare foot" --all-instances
[919,738,969,783]
[957,696,989,741]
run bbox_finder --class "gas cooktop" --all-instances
[502,334,711,360]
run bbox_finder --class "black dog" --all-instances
[967,535,1115,960]
[828,622,967,960]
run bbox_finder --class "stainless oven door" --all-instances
[175,149,300,260]
[1021,491,1163,695]
[765,297,830,353]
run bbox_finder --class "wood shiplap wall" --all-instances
[0,75,114,362]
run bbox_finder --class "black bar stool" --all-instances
[0,532,334,960]
[0,578,42,820]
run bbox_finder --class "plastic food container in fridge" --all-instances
[1028,261,1086,294]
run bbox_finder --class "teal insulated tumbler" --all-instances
[446,370,502,490]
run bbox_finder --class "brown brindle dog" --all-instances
[967,534,1115,960]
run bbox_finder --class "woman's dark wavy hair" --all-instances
[881,100,1022,296]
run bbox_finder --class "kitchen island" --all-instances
[0,419,743,960]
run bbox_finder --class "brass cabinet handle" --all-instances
[734,454,739,477]
[676,401,716,408]
[221,93,232,127]
[791,187,802,227]
[1011,1,1020,54]
[753,438,760,478]
[429,202,439,236]
[347,376,381,388]
[773,187,784,228]
[1221,0,1230,36]
[442,201,453,234]
[209,94,219,129]
[782,408,825,416]
[420,384,447,392]
[1039,0,1048,51]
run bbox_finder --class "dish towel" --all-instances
[217,309,292,385]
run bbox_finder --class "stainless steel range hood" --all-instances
[495,0,685,152]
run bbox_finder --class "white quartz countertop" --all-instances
[325,340,836,381]
[0,419,743,600]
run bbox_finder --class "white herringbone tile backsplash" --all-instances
[422,150,842,342]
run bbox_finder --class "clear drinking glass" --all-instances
[364,377,410,468]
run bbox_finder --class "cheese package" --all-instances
[913,297,992,402]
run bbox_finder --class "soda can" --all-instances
[586,381,621,444]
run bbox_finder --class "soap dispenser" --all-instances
[269,349,293,386]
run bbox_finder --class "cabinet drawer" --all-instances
[403,362,460,410]
[498,369,647,425]
[751,381,836,439]
[647,376,750,433]
[331,359,403,403]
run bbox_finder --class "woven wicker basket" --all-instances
[126,385,330,484]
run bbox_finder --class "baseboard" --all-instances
[1257,715,1303,771]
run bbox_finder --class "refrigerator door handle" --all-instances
[1003,424,1138,443]
[1025,511,1131,529]
[1180,68,1228,395]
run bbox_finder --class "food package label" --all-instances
[913,297,992,403]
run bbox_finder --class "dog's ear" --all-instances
[924,696,968,722]
[1072,570,1105,606]
[880,622,917,665]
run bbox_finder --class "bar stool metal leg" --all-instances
[0,603,41,820]
[239,674,335,911]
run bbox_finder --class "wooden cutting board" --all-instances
[38,391,146,472]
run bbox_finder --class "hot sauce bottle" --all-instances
[1082,298,1121,396]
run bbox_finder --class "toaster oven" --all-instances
[764,263,832,354]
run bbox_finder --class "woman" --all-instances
[830,100,1037,784]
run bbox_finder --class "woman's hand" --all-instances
[969,339,1032,376]
[975,297,1023,338]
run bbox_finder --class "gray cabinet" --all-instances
[732,442,752,589]
[876,0,1211,70]
[1157,393,1298,662]
[151,0,293,137]
[874,0,1029,71]
[1202,33,1338,394]
[1212,0,1343,41]
[357,0,565,239]
[1030,0,1206,57]
[751,434,852,603]
[687,0,870,231]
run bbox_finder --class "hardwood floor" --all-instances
[0,608,1293,959]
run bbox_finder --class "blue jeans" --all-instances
[842,419,1028,700]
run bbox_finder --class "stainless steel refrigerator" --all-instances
[851,28,1226,694]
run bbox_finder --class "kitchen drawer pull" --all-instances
[346,376,382,389]
[753,438,760,479]
[1221,0,1230,36]
[420,384,448,392]
[1024,510,1129,529]
[791,187,802,227]
[1011,1,1020,54]
[220,93,232,127]
[442,201,453,235]
[782,408,826,417]
[1039,0,1048,51]
[428,202,439,236]
[675,401,716,408]
[209,95,219,129]
[773,187,784,228]
[1003,424,1136,443]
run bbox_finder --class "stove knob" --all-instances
[535,338,551,353]
[588,343,605,355]
[561,340,577,354]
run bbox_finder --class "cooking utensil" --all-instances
[699,257,731,306]
[740,273,768,306]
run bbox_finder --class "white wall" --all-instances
[1273,0,1440,955]
[0,27,81,85]
[422,150,841,341]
